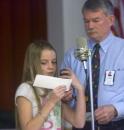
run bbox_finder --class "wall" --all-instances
[47,0,86,67]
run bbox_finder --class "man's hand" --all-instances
[95,105,117,124]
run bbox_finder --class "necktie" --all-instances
[85,44,100,111]
[92,44,100,109]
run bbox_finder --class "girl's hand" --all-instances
[49,86,66,104]
[59,68,82,90]
[61,88,73,102]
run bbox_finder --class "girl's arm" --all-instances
[60,68,86,128]
[16,86,66,130]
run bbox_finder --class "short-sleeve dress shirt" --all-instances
[61,32,124,120]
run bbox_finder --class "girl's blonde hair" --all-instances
[22,39,57,82]
[23,39,57,101]
[16,40,57,130]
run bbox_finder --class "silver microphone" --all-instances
[74,37,89,71]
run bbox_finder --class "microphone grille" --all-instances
[76,37,87,49]
[75,37,88,61]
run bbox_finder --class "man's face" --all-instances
[83,9,114,42]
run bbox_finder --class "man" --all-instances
[61,0,124,130]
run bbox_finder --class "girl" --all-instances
[15,40,85,130]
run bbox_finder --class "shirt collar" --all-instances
[88,32,115,53]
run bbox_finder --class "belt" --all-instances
[73,119,124,130]
[98,119,124,128]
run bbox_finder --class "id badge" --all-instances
[104,70,115,86]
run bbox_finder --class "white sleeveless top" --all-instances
[15,82,62,130]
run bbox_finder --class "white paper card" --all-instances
[33,74,72,91]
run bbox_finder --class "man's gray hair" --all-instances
[82,0,114,15]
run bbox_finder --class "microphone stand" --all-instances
[74,46,95,130]
[88,50,95,130]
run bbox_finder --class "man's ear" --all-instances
[109,15,115,26]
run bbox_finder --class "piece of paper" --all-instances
[33,74,72,91]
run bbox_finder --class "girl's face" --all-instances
[40,49,57,76]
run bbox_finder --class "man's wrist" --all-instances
[113,106,118,117]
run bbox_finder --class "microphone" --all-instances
[74,37,89,72]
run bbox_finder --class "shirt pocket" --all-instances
[103,69,124,92]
